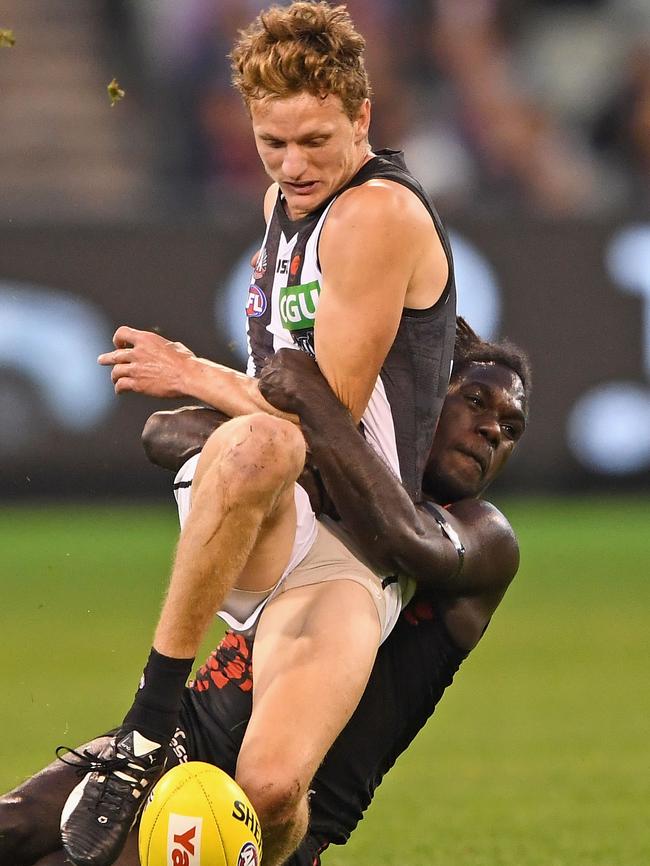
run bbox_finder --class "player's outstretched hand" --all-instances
[98,325,195,398]
[259,348,334,415]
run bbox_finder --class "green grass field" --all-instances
[1,497,649,865]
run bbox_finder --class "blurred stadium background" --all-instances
[0,1,648,864]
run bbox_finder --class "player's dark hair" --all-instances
[453,317,532,411]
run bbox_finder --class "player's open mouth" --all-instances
[285,181,319,195]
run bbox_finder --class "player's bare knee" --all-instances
[246,783,301,836]
[191,415,304,518]
[235,767,304,834]
[240,413,304,476]
[219,414,304,493]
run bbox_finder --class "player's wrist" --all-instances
[177,354,211,401]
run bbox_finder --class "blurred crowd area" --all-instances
[3,0,650,220]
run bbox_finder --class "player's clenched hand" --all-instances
[97,325,196,398]
[259,348,334,415]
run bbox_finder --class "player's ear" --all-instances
[353,99,371,142]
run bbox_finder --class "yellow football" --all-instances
[139,762,262,866]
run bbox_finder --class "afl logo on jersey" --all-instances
[253,248,267,279]
[246,285,267,318]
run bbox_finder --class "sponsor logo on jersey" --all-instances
[167,813,202,866]
[246,285,267,318]
[278,280,320,331]
[253,248,267,279]
[237,841,259,866]
[232,799,263,848]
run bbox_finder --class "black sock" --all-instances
[122,648,194,743]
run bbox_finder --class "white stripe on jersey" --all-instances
[268,201,333,349]
[359,374,401,479]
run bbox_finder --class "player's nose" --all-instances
[282,144,308,179]
[477,416,501,448]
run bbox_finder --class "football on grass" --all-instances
[139,762,262,866]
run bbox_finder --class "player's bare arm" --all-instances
[144,341,522,606]
[259,349,520,598]
[97,326,299,422]
[142,406,227,472]
[144,393,519,606]
[316,180,448,421]
[98,179,447,424]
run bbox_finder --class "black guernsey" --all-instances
[245,149,456,501]
[176,597,468,857]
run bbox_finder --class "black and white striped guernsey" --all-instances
[245,149,456,501]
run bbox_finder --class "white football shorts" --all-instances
[173,454,411,642]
